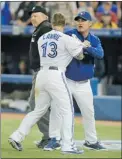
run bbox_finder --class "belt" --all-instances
[41,66,58,70]
[78,80,88,84]
[33,66,58,72]
[67,78,88,84]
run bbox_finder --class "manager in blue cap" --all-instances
[46,11,106,151]
[65,11,106,150]
[74,11,92,21]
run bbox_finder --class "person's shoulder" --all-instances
[43,21,52,27]
[37,21,52,35]
[39,21,52,29]
[89,32,100,41]
[89,32,101,44]
[64,28,77,35]
[38,30,52,41]
[111,22,118,28]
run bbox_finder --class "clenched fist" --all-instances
[82,40,91,48]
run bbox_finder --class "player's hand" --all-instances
[82,40,91,48]
[75,53,84,60]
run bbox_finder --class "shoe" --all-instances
[8,138,22,151]
[62,148,84,154]
[44,138,61,151]
[35,138,50,149]
[83,141,106,150]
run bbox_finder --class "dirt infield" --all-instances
[1,113,121,126]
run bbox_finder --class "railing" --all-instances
[1,74,99,95]
[1,25,122,37]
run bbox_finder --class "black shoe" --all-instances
[35,138,50,148]
[8,138,22,151]
[84,141,106,151]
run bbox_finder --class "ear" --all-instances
[89,21,93,27]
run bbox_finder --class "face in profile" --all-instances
[31,12,47,27]
[76,18,92,33]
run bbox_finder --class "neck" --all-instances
[53,26,64,32]
[81,30,89,38]
[36,20,46,28]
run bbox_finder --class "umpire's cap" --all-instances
[74,11,92,21]
[29,6,48,16]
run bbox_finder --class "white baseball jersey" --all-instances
[9,30,85,152]
[37,30,84,68]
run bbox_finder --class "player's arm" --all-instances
[83,37,104,59]
[65,35,85,60]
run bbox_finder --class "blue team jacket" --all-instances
[65,29,104,81]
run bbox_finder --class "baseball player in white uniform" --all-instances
[8,13,86,154]
[45,11,106,151]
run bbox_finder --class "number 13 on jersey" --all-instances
[41,42,57,58]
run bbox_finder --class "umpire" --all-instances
[28,6,52,148]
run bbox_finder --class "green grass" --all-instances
[1,119,121,158]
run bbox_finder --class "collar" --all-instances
[76,29,91,41]
[35,20,49,31]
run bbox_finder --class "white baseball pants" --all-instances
[49,78,97,144]
[10,69,74,151]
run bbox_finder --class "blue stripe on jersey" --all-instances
[61,72,74,140]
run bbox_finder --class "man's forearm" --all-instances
[83,47,104,59]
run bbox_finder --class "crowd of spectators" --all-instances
[1,1,122,28]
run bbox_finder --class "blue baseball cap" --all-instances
[74,11,92,21]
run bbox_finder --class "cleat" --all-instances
[83,141,107,150]
[44,138,61,151]
[8,138,22,151]
[35,138,50,149]
[62,148,84,154]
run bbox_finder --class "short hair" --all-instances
[52,13,66,27]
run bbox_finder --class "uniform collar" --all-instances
[35,20,49,30]
[76,29,91,41]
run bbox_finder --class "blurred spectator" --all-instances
[77,2,96,21]
[116,2,122,27]
[35,1,51,21]
[12,2,35,26]
[1,59,31,101]
[90,1,100,15]
[9,2,21,19]
[92,12,118,29]
[96,2,118,23]
[1,60,31,100]
[97,2,117,14]
[43,2,77,26]
[1,2,12,25]
[16,60,30,74]
[1,62,10,74]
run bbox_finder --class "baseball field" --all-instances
[1,113,121,158]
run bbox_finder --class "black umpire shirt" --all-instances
[29,20,52,71]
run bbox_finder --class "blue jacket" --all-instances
[65,28,104,81]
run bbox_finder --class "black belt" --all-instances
[34,66,58,72]
[41,66,58,70]
[49,66,58,70]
